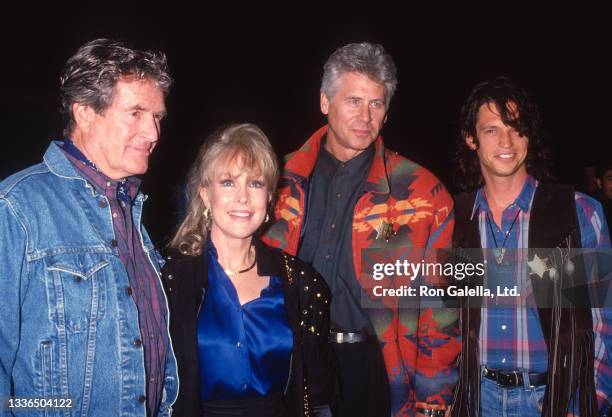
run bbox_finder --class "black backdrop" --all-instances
[1,5,610,244]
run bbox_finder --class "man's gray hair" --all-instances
[321,42,398,108]
[59,38,172,137]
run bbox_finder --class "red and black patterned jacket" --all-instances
[263,125,460,416]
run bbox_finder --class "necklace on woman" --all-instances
[486,211,520,265]
[223,246,257,277]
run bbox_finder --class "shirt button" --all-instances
[106,181,112,187]
[133,338,142,348]
[137,395,146,403]
[501,324,507,330]
[241,383,248,391]
[330,223,336,229]
[112,212,118,218]
[336,192,342,198]
[98,200,107,208]
[126,287,133,296]
[324,254,330,260]
[236,342,242,348]
[111,239,118,247]
[501,357,507,363]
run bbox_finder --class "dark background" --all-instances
[1,6,610,244]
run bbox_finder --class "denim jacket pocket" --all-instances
[45,253,109,334]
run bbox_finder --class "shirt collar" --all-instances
[318,135,375,176]
[60,138,141,203]
[471,175,537,219]
[63,137,98,170]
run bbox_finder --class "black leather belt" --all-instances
[328,331,367,344]
[482,366,547,387]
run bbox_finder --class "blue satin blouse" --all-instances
[197,242,293,401]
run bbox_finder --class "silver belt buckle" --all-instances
[329,331,366,343]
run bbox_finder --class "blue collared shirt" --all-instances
[197,241,293,401]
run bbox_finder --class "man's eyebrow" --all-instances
[129,104,167,117]
[477,123,498,129]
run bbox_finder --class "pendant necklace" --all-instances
[486,211,520,265]
[223,246,257,278]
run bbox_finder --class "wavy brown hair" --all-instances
[168,123,279,256]
[455,77,552,191]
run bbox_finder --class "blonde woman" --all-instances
[162,124,334,417]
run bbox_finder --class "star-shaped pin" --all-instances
[528,254,548,278]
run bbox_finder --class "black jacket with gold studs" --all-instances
[161,238,335,417]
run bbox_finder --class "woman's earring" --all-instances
[265,213,270,223]
[203,207,212,229]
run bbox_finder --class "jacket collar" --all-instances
[170,237,287,279]
[253,238,286,278]
[284,125,390,195]
[43,140,147,203]
[43,140,85,181]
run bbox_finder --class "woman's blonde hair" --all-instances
[168,123,279,256]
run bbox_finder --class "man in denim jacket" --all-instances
[0,39,178,417]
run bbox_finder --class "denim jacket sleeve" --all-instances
[158,318,179,417]
[0,198,28,413]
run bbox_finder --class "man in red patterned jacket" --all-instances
[263,42,459,417]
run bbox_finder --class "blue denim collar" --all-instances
[43,140,85,180]
[44,141,139,204]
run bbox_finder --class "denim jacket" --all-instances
[0,141,178,416]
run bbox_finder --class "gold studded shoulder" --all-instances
[281,254,331,342]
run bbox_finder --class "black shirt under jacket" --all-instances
[298,141,375,334]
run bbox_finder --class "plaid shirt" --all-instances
[61,142,170,416]
[472,175,612,413]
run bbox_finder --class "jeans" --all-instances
[480,375,546,417]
